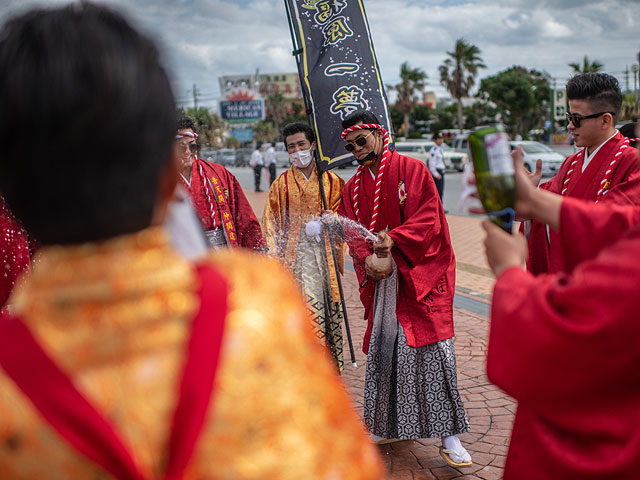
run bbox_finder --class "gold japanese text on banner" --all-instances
[284,0,394,171]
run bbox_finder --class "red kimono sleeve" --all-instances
[489,234,640,416]
[559,197,640,272]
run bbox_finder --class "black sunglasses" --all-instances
[566,111,614,128]
[177,142,200,154]
[344,130,374,152]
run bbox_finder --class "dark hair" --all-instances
[341,110,380,129]
[282,122,315,144]
[566,73,622,119]
[177,115,197,133]
[0,4,176,245]
[619,122,638,147]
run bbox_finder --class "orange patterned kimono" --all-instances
[0,228,383,479]
[261,166,346,370]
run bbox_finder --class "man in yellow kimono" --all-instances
[262,122,346,370]
[0,6,384,479]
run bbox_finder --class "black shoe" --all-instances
[255,189,263,192]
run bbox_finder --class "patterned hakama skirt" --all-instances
[363,263,470,439]
[294,229,344,371]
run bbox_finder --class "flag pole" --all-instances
[284,0,357,368]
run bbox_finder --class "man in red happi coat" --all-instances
[338,110,471,467]
[482,141,640,480]
[175,116,266,251]
[525,73,640,275]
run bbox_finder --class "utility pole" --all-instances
[637,50,640,102]
[624,66,630,93]
[192,83,200,110]
[632,64,639,103]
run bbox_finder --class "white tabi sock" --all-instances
[442,435,472,464]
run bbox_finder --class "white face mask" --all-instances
[289,148,313,168]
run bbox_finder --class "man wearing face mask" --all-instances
[261,122,346,371]
[337,110,471,466]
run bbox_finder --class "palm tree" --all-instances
[620,93,639,121]
[264,92,289,135]
[569,55,604,74]
[388,62,427,136]
[439,38,486,131]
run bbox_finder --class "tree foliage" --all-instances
[478,66,551,136]
[569,55,604,74]
[178,106,225,148]
[253,120,276,144]
[388,62,427,136]
[620,93,639,122]
[264,92,289,135]
[439,38,486,131]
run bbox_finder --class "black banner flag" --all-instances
[284,0,394,171]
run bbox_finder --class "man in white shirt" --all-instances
[250,144,264,192]
[428,131,446,206]
[264,141,277,186]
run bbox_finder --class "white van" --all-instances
[452,134,469,155]
[394,140,467,171]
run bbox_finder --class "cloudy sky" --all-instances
[1,0,638,108]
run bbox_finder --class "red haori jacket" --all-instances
[338,150,455,353]
[489,197,640,480]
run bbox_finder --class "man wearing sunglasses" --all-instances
[176,116,266,251]
[338,110,472,467]
[524,73,640,276]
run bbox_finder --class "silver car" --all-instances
[510,141,565,177]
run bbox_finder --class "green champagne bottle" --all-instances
[468,125,516,233]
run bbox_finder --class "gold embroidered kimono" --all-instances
[261,166,346,370]
[0,229,384,479]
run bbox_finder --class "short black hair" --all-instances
[0,3,176,245]
[177,115,197,133]
[341,110,380,129]
[282,122,315,144]
[619,122,638,147]
[566,73,622,119]
[619,122,637,138]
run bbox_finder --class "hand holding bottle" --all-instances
[482,220,528,277]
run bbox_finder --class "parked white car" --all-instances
[216,148,236,166]
[510,141,565,177]
[394,140,467,171]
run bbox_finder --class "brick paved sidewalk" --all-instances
[340,215,514,480]
[245,191,514,479]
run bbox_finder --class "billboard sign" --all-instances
[220,99,264,124]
